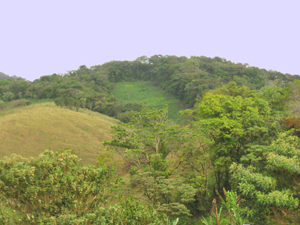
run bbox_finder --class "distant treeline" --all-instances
[96,55,300,106]
[0,71,22,81]
[1,55,299,118]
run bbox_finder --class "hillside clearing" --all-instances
[113,81,188,122]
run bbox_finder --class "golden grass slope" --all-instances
[0,102,118,165]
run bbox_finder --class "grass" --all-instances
[0,102,119,165]
[113,81,188,122]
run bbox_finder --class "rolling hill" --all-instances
[0,102,119,165]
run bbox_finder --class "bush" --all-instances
[0,149,117,224]
[117,111,134,123]
[0,103,6,111]
[124,102,144,112]
[54,96,65,107]
[0,150,169,224]
[9,99,31,108]
[41,198,168,225]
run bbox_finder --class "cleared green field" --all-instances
[113,81,188,122]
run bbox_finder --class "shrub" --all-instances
[0,103,6,111]
[0,149,116,224]
[9,99,31,108]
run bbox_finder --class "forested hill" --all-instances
[94,55,300,106]
[0,71,20,81]
[0,55,299,120]
[2,56,300,224]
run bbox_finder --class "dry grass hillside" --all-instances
[0,102,119,165]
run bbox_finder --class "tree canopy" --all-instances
[1,55,300,224]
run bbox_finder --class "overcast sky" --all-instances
[1,0,299,81]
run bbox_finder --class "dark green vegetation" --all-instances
[1,55,300,224]
[1,55,299,121]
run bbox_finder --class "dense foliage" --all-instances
[102,80,300,224]
[1,55,300,224]
[1,55,299,118]
[0,150,168,224]
[103,107,197,219]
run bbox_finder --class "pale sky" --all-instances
[1,0,299,81]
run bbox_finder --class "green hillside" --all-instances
[0,102,118,165]
[113,81,188,121]
[1,55,300,224]
[1,55,299,122]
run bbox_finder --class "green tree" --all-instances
[0,149,116,224]
[286,80,300,118]
[103,107,196,218]
[230,133,300,224]
[39,197,169,225]
[181,83,272,192]
[2,91,14,101]
[201,189,249,225]
[259,85,287,111]
[103,106,177,165]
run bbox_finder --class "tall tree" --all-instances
[181,82,273,192]
[103,107,196,218]
[230,133,300,224]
